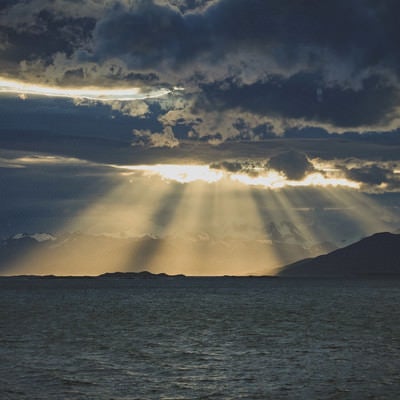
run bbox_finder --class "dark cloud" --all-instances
[267,150,314,180]
[210,151,317,181]
[2,1,400,138]
[86,1,224,77]
[0,0,17,12]
[82,0,400,81]
[210,160,243,173]
[346,165,393,186]
[207,0,400,77]
[199,73,400,129]
[0,11,95,66]
[1,1,399,79]
[210,159,263,177]
[342,163,400,192]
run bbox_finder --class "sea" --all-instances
[1,276,400,400]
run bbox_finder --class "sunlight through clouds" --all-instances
[0,0,398,280]
[2,157,398,277]
[0,77,173,101]
[231,171,360,189]
[320,188,396,238]
[114,164,224,184]
[114,163,361,189]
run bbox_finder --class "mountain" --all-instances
[10,233,56,242]
[99,271,185,279]
[0,232,329,276]
[279,232,400,277]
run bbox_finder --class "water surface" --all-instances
[1,277,399,399]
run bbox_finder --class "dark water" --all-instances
[1,277,400,399]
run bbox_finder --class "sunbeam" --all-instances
[284,188,340,249]
[268,189,314,245]
[320,188,395,240]
[123,182,187,273]
[3,174,175,275]
[3,162,399,277]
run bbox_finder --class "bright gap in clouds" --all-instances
[118,164,224,184]
[0,77,173,101]
[5,171,393,277]
[114,164,361,189]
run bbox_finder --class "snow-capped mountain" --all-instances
[0,231,325,276]
[11,233,56,242]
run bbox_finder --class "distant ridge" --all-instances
[279,232,400,277]
[1,271,186,279]
[0,231,321,276]
[1,272,279,279]
[99,271,186,279]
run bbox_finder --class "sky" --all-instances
[1,0,400,275]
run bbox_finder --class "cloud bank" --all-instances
[2,0,400,141]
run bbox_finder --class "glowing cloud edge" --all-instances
[0,77,175,101]
[112,164,361,189]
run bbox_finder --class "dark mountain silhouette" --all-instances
[279,232,400,277]
[99,271,185,279]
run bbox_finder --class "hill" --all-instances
[279,232,400,277]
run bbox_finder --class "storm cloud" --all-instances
[267,150,314,180]
[209,152,316,181]
[2,0,400,269]
[2,0,400,136]
[343,163,400,192]
[199,73,400,130]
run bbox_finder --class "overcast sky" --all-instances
[1,0,400,255]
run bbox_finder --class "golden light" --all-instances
[319,187,396,237]
[230,170,287,188]
[114,164,361,189]
[231,171,360,189]
[293,173,360,189]
[3,160,397,277]
[114,164,225,184]
[0,77,172,101]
